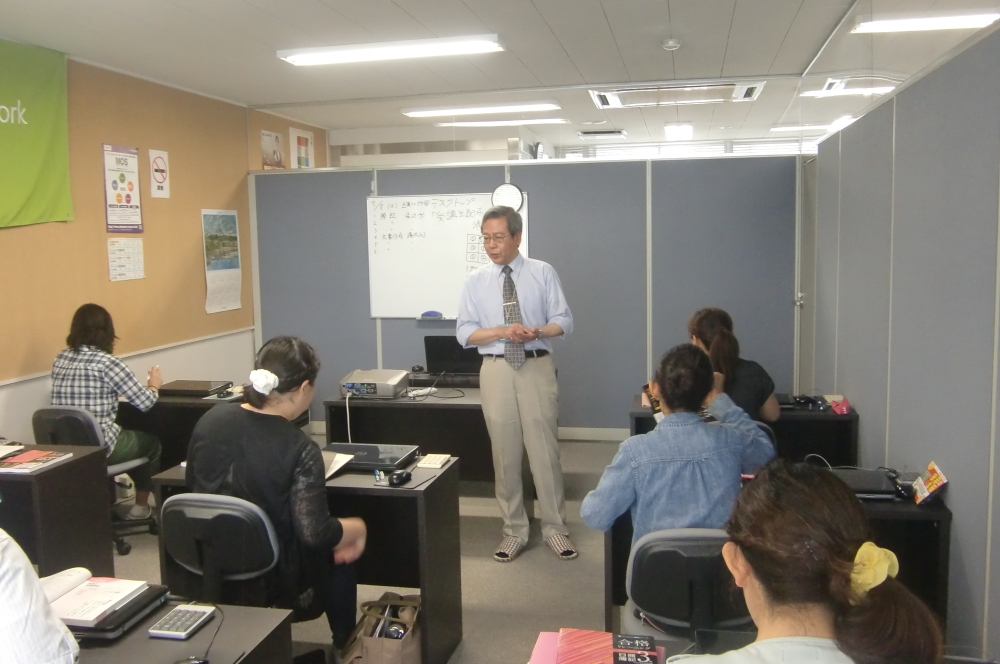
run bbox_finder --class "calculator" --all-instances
[148,604,216,640]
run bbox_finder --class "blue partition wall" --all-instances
[254,157,797,428]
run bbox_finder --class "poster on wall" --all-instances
[107,238,144,281]
[148,149,170,198]
[0,39,74,228]
[261,130,285,170]
[201,209,242,313]
[103,144,143,232]
[289,127,314,168]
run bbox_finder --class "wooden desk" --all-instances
[79,602,292,664]
[0,445,114,576]
[118,396,309,470]
[629,396,860,467]
[603,499,951,632]
[153,457,463,664]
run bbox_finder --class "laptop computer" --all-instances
[158,380,234,397]
[70,584,169,640]
[831,468,899,500]
[424,336,482,375]
[323,443,419,472]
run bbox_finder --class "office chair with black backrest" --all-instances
[161,493,327,664]
[621,528,754,641]
[31,406,157,555]
[160,493,280,604]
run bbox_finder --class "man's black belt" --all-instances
[483,349,549,358]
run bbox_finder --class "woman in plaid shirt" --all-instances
[51,304,163,520]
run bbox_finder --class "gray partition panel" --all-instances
[254,170,377,420]
[889,32,1000,646]
[814,137,840,394]
[510,161,647,429]
[651,157,796,395]
[376,166,506,371]
[836,102,893,469]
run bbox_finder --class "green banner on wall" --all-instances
[0,39,73,229]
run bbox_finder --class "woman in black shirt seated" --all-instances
[688,307,779,422]
[186,336,366,650]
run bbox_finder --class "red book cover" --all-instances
[4,449,49,463]
[556,629,659,664]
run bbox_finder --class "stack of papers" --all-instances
[43,568,148,627]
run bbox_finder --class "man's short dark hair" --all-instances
[481,206,523,236]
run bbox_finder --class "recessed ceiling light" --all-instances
[278,34,503,66]
[664,124,693,141]
[580,120,608,126]
[434,118,568,127]
[402,102,560,118]
[852,14,1000,33]
[800,87,895,98]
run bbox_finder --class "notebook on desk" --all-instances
[323,443,419,472]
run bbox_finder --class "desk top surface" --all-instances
[78,602,291,664]
[325,388,482,409]
[0,444,105,481]
[154,455,457,496]
[628,395,859,421]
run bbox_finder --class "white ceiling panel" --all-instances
[721,1,803,77]
[669,0,737,78]
[532,0,629,84]
[3,0,1000,152]
[602,0,675,81]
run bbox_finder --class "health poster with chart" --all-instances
[201,210,242,313]
[103,145,143,232]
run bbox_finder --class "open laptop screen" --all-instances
[424,335,483,375]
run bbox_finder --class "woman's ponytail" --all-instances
[688,308,739,390]
[833,578,943,664]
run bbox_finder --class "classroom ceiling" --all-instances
[3,0,1000,155]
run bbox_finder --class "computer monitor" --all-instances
[424,335,482,375]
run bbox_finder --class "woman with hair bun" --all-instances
[581,344,774,544]
[688,307,780,422]
[669,459,943,663]
[186,336,366,653]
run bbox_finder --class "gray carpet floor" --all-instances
[113,440,620,664]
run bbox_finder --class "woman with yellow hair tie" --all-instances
[669,459,942,664]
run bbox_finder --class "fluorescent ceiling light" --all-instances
[434,118,568,127]
[853,14,999,33]
[278,34,502,66]
[664,124,693,141]
[800,86,895,98]
[402,102,560,118]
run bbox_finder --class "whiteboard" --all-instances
[367,193,528,318]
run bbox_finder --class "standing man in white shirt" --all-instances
[457,206,576,563]
[0,528,80,664]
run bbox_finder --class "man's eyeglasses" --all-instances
[481,233,511,244]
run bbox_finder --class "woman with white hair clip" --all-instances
[186,336,366,653]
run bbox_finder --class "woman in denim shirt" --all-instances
[581,344,774,544]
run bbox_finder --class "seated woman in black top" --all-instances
[688,307,779,422]
[186,336,366,650]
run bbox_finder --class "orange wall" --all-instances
[0,60,254,381]
[248,110,328,171]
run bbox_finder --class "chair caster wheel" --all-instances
[116,540,132,556]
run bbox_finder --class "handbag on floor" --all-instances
[342,591,421,664]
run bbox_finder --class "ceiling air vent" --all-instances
[578,130,627,141]
[589,82,765,109]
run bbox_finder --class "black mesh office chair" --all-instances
[622,528,754,641]
[32,406,157,555]
[161,493,280,604]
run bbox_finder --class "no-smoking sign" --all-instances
[148,149,170,198]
